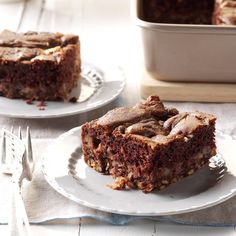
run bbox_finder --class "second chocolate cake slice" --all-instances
[0,30,81,101]
[81,96,216,193]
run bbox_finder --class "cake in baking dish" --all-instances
[142,0,236,25]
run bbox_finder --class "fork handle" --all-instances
[9,181,31,236]
[9,181,25,236]
[17,187,32,236]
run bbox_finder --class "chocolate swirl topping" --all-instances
[0,30,79,62]
[97,96,216,145]
[97,96,169,127]
[0,30,78,49]
[164,112,216,136]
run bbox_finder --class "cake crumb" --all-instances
[37,100,46,110]
[69,97,77,103]
[25,99,34,105]
[107,177,127,190]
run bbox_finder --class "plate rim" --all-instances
[0,63,125,119]
[42,126,236,216]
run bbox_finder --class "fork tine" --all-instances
[1,129,6,164]
[18,127,22,140]
[26,127,33,162]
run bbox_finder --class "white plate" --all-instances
[0,63,125,118]
[42,127,236,216]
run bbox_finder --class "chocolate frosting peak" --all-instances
[97,96,169,127]
[135,95,168,118]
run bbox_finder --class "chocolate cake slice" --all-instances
[0,30,81,101]
[81,96,216,193]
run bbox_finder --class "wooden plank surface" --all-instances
[17,0,44,32]
[141,70,236,102]
[0,0,26,31]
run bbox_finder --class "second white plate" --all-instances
[42,127,236,216]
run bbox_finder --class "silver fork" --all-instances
[1,127,33,236]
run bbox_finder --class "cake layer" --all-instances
[82,96,217,193]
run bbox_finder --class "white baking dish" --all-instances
[131,0,236,83]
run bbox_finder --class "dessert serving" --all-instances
[0,30,81,101]
[81,96,217,193]
[142,0,236,25]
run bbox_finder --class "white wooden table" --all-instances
[0,0,235,235]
